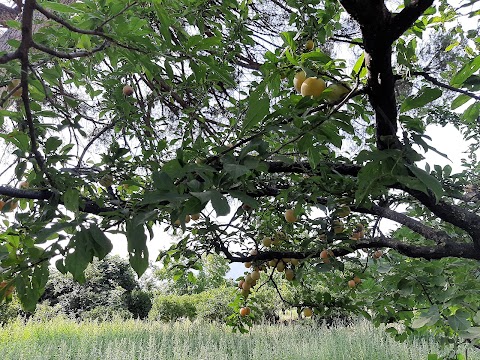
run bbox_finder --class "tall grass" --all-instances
[0,317,477,360]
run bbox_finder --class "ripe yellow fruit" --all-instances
[300,77,326,98]
[238,279,245,289]
[8,79,22,98]
[185,214,191,223]
[191,213,200,221]
[305,39,314,50]
[242,281,252,291]
[293,71,307,93]
[284,209,297,223]
[325,83,350,103]
[250,249,258,256]
[348,280,356,288]
[290,258,299,266]
[240,306,251,317]
[174,219,181,226]
[268,259,277,267]
[276,261,285,272]
[373,250,383,259]
[251,270,260,281]
[285,268,294,281]
[122,85,134,96]
[303,307,313,317]
[262,237,272,247]
[353,276,362,284]
[245,262,252,269]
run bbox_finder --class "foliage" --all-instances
[0,0,479,356]
[155,253,230,295]
[40,256,142,319]
[0,296,21,324]
[123,289,152,320]
[148,293,197,322]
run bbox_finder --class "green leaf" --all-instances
[448,310,471,331]
[127,218,149,277]
[88,224,113,260]
[461,101,480,124]
[451,55,480,87]
[210,190,230,217]
[15,262,49,312]
[41,1,77,13]
[223,163,250,180]
[228,191,259,209]
[459,327,480,340]
[352,52,365,76]
[153,171,174,191]
[45,137,62,153]
[63,188,79,212]
[406,165,443,203]
[412,305,441,328]
[400,87,442,113]
[243,91,270,130]
[64,229,93,283]
[451,94,471,110]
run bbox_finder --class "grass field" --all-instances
[0,317,477,360]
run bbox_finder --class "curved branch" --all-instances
[411,71,480,101]
[388,0,434,43]
[0,185,113,215]
[222,235,480,263]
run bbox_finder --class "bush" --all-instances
[124,290,152,319]
[0,297,21,324]
[149,294,196,322]
[194,287,235,322]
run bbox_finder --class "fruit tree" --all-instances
[0,0,479,354]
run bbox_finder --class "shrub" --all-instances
[0,297,21,324]
[194,287,235,322]
[149,294,196,322]
[124,290,152,319]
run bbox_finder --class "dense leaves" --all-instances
[0,0,479,357]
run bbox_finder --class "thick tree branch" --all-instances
[221,235,480,263]
[388,0,434,43]
[0,185,113,215]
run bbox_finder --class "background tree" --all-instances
[0,0,479,354]
[40,255,150,319]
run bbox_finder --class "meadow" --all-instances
[1,317,477,360]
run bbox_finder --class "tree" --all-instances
[40,255,143,318]
[0,0,479,354]
[155,253,230,295]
